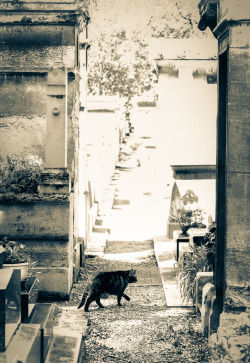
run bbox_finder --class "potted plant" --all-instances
[170,189,206,236]
[1,237,30,280]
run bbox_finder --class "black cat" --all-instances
[78,269,137,312]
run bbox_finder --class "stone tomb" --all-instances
[21,277,38,322]
[0,269,21,351]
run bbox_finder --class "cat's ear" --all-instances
[130,269,136,275]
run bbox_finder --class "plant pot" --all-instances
[2,262,29,281]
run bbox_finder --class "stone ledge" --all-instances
[195,272,214,313]
[32,266,73,301]
[0,192,70,203]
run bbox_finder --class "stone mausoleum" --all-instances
[198,0,250,360]
[0,0,89,299]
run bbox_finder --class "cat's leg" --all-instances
[84,296,94,312]
[96,297,105,309]
[117,294,123,306]
[123,293,130,301]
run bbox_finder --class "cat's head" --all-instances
[128,269,137,283]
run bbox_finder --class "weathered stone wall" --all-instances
[86,97,121,204]
[81,97,122,246]
[198,0,250,352]
[155,40,217,166]
[219,0,250,21]
[0,1,87,298]
[0,73,78,175]
[224,23,250,309]
[209,312,250,362]
[0,24,75,70]
[0,74,46,161]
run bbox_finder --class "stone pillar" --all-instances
[46,68,67,169]
[214,0,250,312]
[198,0,250,342]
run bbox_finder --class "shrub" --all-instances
[0,154,43,193]
[177,224,216,303]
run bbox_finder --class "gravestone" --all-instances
[0,269,21,351]
[21,277,38,322]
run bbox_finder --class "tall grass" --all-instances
[177,245,213,304]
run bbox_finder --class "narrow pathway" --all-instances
[63,136,210,361]
[77,240,210,362]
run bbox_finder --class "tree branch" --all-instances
[175,2,193,26]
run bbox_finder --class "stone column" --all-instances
[46,68,68,169]
[198,0,250,341]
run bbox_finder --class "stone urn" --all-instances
[2,261,29,281]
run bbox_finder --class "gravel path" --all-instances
[74,240,211,363]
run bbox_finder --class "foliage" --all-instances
[177,224,216,303]
[177,246,212,304]
[147,1,202,39]
[170,189,205,235]
[87,29,155,103]
[1,236,30,264]
[88,0,211,41]
[203,223,216,270]
[0,154,43,193]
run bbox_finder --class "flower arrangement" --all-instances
[170,189,206,235]
[1,236,30,264]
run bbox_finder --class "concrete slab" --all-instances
[153,237,193,307]
[85,232,107,257]
[0,324,41,363]
[92,225,110,234]
[131,266,162,286]
[44,305,88,363]
[53,306,88,336]
[45,333,82,363]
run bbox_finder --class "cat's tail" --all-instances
[77,291,88,309]
[78,284,90,309]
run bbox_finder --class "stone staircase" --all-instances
[85,172,118,257]
[0,270,83,363]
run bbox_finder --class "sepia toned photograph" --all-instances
[0,1,249,362]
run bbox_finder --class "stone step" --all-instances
[97,209,112,217]
[92,226,110,234]
[28,303,57,361]
[102,192,115,200]
[95,217,104,225]
[45,330,82,363]
[99,200,113,209]
[95,215,111,226]
[47,305,88,362]
[29,303,57,328]
[0,323,41,363]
